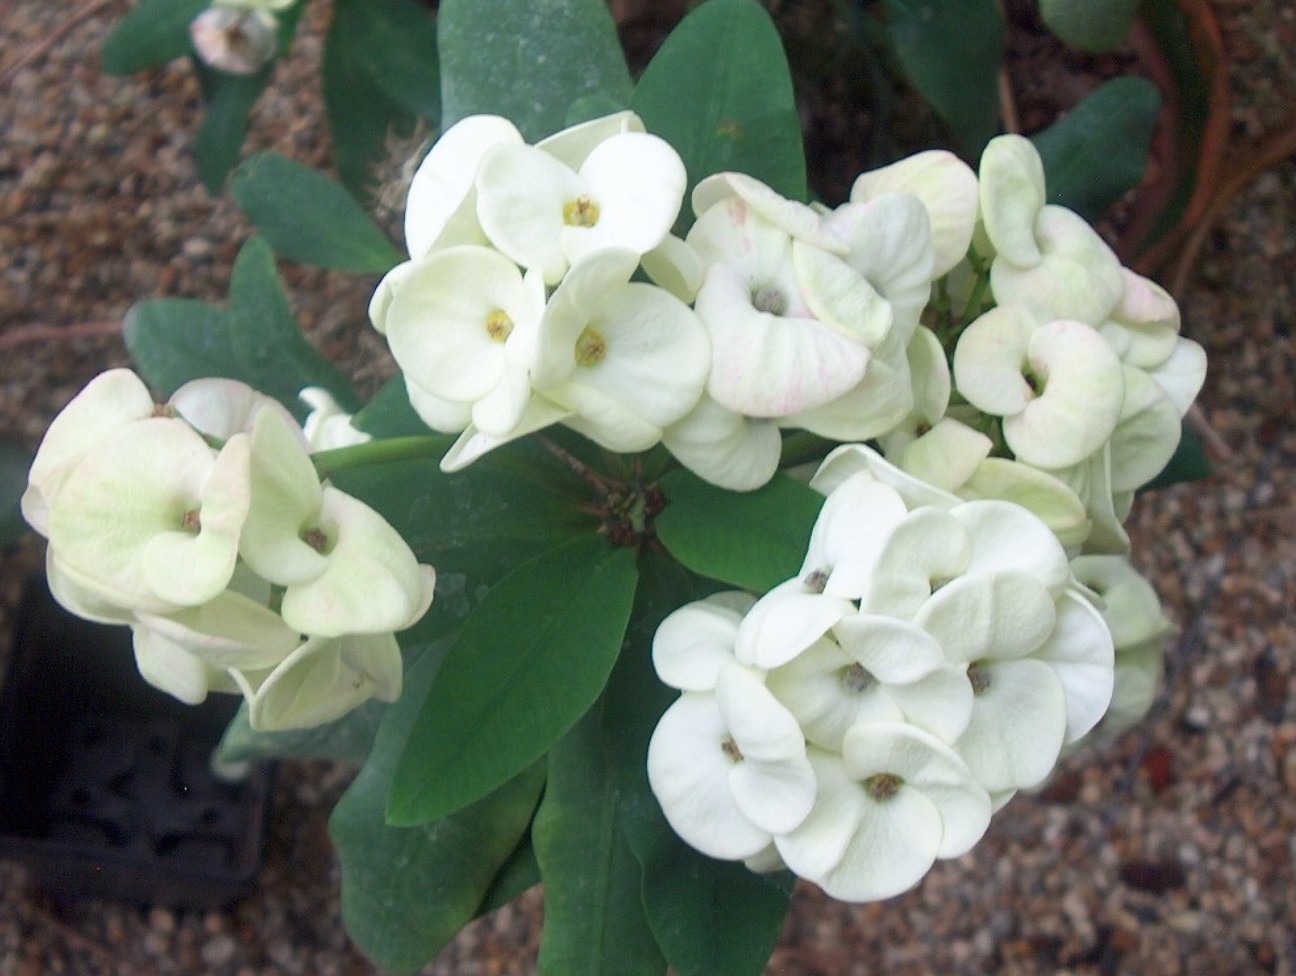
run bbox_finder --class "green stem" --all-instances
[311,434,450,480]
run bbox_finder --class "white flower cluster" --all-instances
[888,135,1208,555]
[23,370,434,731]
[647,445,1116,901]
[377,117,1205,559]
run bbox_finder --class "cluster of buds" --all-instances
[23,370,434,731]
[647,446,1116,901]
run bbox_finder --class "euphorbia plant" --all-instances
[25,1,1208,973]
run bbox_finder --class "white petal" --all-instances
[647,693,773,860]
[801,473,908,599]
[133,625,224,705]
[439,396,571,471]
[247,632,403,732]
[792,242,892,346]
[735,580,854,668]
[144,434,251,606]
[719,666,815,834]
[955,658,1066,792]
[564,132,686,264]
[1001,319,1125,468]
[819,193,935,337]
[978,134,1046,267]
[642,233,704,302]
[384,246,532,402]
[171,378,301,443]
[851,150,978,277]
[1146,336,1207,417]
[697,264,871,417]
[810,442,960,510]
[914,572,1058,665]
[405,115,522,259]
[48,419,240,613]
[476,143,584,282]
[959,459,1091,553]
[990,206,1125,326]
[952,305,1036,416]
[280,488,435,637]
[951,498,1071,592]
[840,721,990,858]
[135,588,299,671]
[859,508,971,618]
[693,172,842,252]
[652,592,755,691]
[536,110,644,169]
[1034,590,1115,743]
[1108,367,1182,492]
[239,409,328,585]
[661,396,782,492]
[23,369,156,535]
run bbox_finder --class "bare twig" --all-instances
[1168,120,1296,300]
[0,320,121,351]
[0,0,118,86]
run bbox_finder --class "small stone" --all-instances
[201,934,237,967]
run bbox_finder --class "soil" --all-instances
[2,1,1295,974]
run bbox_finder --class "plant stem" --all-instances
[311,435,449,479]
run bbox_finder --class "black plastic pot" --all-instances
[0,577,274,908]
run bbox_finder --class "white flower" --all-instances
[531,249,710,453]
[686,177,887,419]
[22,368,157,536]
[46,418,251,613]
[189,7,278,76]
[978,135,1125,326]
[775,725,990,902]
[235,631,403,732]
[766,614,973,749]
[475,129,686,283]
[380,244,546,437]
[647,664,816,861]
[242,409,436,636]
[300,387,371,451]
[953,306,1125,469]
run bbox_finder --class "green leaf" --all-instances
[437,0,632,141]
[1031,76,1161,221]
[324,0,440,199]
[194,63,273,193]
[326,425,597,640]
[878,0,1004,155]
[633,0,805,209]
[602,550,792,976]
[533,702,665,976]
[232,152,406,271]
[476,835,541,915]
[0,440,32,547]
[655,470,823,593]
[387,536,638,824]
[218,698,386,765]
[1140,422,1212,491]
[331,643,546,975]
[228,236,360,410]
[123,238,357,417]
[352,376,437,438]
[1039,0,1140,53]
[101,0,208,75]
[123,298,238,395]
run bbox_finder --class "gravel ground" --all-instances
[1,1,1294,974]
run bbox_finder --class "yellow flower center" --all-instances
[485,308,514,343]
[575,327,607,367]
[563,195,601,228]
